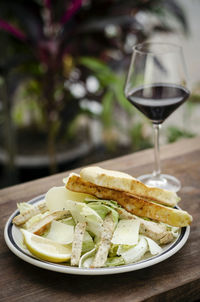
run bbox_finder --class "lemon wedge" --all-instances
[21,229,72,263]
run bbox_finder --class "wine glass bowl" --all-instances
[125,42,190,192]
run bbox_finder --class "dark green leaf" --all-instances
[167,126,195,143]
[101,90,114,128]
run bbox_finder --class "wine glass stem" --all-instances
[153,123,161,178]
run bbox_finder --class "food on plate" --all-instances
[21,229,72,263]
[29,210,70,235]
[80,166,179,207]
[91,213,115,268]
[71,222,87,266]
[13,201,48,225]
[12,166,192,268]
[66,173,192,227]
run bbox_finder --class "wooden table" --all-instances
[1,137,200,302]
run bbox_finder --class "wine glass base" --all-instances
[138,174,181,192]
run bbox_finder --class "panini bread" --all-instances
[80,166,179,207]
[66,170,192,227]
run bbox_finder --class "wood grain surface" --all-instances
[0,137,200,302]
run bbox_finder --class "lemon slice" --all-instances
[21,229,72,263]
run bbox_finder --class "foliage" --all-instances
[79,57,133,112]
[129,123,152,151]
[0,0,188,78]
[0,0,189,172]
[167,126,195,143]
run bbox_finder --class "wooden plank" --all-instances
[0,137,200,302]
[0,136,200,206]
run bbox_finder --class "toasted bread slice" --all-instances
[80,166,180,207]
[66,174,192,227]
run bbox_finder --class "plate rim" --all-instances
[4,194,190,275]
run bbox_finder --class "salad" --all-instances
[13,185,180,268]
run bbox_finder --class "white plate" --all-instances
[4,194,190,275]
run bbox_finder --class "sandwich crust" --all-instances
[80,166,180,207]
[66,174,192,227]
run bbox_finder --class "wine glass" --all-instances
[124,42,190,192]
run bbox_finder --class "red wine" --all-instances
[127,84,189,124]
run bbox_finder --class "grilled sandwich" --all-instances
[66,168,192,227]
[80,166,180,207]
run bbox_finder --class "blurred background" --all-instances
[0,0,199,188]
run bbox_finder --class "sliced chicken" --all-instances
[28,210,70,235]
[12,201,48,226]
[117,207,177,244]
[91,213,115,268]
[71,222,87,266]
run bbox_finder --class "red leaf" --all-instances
[61,0,82,24]
[0,18,26,41]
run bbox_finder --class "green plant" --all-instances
[0,0,188,174]
[167,126,195,143]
